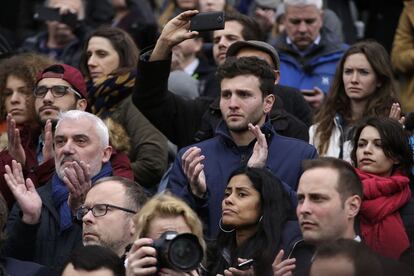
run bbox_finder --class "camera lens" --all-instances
[168,234,203,271]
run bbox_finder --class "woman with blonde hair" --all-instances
[127,193,205,275]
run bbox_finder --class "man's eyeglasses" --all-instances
[76,204,137,220]
[33,85,82,98]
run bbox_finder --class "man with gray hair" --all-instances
[273,0,347,108]
[2,110,113,274]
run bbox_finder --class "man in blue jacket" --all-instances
[167,56,317,238]
[273,0,347,108]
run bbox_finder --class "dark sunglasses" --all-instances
[33,85,82,98]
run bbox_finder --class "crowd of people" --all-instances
[0,0,413,275]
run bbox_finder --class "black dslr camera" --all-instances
[153,231,203,272]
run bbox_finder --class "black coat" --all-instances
[3,181,83,275]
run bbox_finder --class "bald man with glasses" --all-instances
[76,176,148,259]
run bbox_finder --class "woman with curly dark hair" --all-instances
[309,40,401,161]
[0,53,54,133]
[0,53,54,208]
[350,116,413,260]
[205,167,299,276]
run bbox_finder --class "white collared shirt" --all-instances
[184,58,200,76]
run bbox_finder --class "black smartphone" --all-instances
[236,259,254,271]
[190,11,225,32]
[34,6,61,22]
[33,6,78,27]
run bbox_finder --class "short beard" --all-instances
[227,115,263,133]
[228,123,249,133]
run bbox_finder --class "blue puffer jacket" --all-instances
[167,120,318,238]
[274,29,348,94]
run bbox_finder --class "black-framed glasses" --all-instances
[33,85,82,98]
[76,204,137,220]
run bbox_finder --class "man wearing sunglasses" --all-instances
[77,176,148,259]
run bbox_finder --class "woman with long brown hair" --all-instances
[79,26,168,191]
[309,40,401,160]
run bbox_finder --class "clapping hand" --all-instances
[4,160,42,224]
[389,102,405,125]
[181,147,206,198]
[63,161,91,213]
[6,114,26,165]
[247,123,268,168]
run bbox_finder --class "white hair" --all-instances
[55,110,109,148]
[284,0,323,10]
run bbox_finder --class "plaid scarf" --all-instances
[87,71,136,118]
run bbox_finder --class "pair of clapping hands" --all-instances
[181,123,268,198]
[3,115,92,225]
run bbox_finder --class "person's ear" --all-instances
[194,38,203,53]
[76,99,87,111]
[129,216,136,237]
[102,146,112,163]
[346,195,361,219]
[274,70,280,84]
[263,94,275,114]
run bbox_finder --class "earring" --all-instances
[258,215,263,223]
[219,218,235,233]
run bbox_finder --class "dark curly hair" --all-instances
[0,53,55,119]
[350,116,413,176]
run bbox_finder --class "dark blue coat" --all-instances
[274,29,348,94]
[167,120,318,237]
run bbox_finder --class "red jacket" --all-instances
[0,125,133,210]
